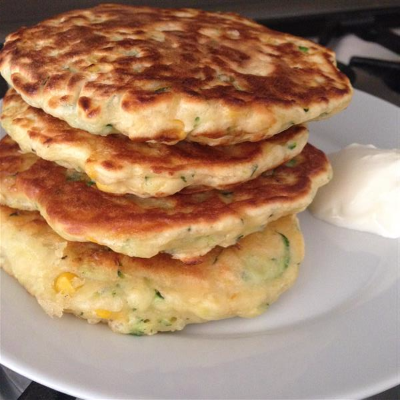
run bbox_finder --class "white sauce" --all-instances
[310,144,400,238]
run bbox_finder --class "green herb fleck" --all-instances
[189,117,201,133]
[117,270,124,278]
[279,233,289,248]
[288,142,297,150]
[106,124,113,128]
[285,159,297,167]
[9,212,19,217]
[250,164,258,177]
[278,232,291,269]
[155,290,164,300]
[187,227,192,232]
[236,234,244,242]
[241,271,250,282]
[298,46,309,53]
[66,171,82,182]
[86,180,96,187]
[130,331,144,336]
[180,176,187,183]
[154,87,170,94]
[61,255,68,260]
[303,108,309,112]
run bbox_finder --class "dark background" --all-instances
[1,0,400,41]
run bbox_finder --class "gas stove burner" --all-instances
[350,56,400,93]
[1,365,77,399]
[316,18,400,96]
[337,61,357,85]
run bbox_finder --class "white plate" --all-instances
[0,90,399,400]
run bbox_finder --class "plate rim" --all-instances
[1,89,399,400]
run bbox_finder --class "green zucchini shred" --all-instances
[278,232,291,269]
[250,164,258,177]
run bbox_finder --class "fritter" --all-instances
[0,4,352,145]
[0,136,331,261]
[0,206,304,335]
[1,89,308,197]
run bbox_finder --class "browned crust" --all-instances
[0,135,330,238]
[0,204,209,278]
[0,4,352,144]
[0,134,37,177]
[0,6,350,106]
[0,204,302,295]
[0,204,226,279]
[1,89,307,174]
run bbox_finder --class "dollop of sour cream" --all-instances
[310,144,400,238]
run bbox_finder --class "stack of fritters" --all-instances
[0,4,352,335]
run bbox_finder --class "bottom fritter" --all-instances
[0,206,304,335]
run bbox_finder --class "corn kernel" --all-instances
[86,165,98,181]
[54,272,82,295]
[172,120,186,139]
[172,119,185,129]
[95,309,112,319]
[95,182,113,193]
[95,309,123,320]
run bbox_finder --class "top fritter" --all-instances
[0,4,352,145]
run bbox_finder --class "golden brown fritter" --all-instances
[0,4,352,145]
[0,206,304,335]
[0,135,331,261]
[1,89,308,197]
